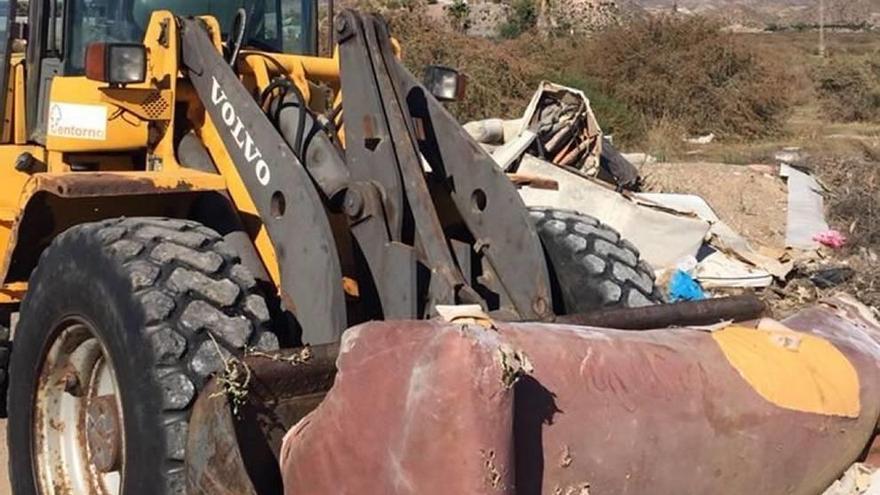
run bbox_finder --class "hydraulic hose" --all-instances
[227,8,247,68]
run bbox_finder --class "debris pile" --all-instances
[523,82,603,173]
[466,81,640,189]
[471,82,873,318]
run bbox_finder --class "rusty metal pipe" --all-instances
[556,295,767,329]
[242,343,339,399]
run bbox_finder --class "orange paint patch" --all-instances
[712,323,860,418]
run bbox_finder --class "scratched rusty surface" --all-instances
[280,321,516,494]
[33,173,204,197]
[187,345,338,495]
[186,380,259,495]
[1,172,227,284]
[277,296,880,495]
[509,298,880,495]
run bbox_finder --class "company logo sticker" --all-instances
[47,102,107,141]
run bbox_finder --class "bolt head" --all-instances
[62,371,81,396]
[532,297,550,318]
[343,190,364,218]
[335,17,348,34]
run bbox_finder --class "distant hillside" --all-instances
[633,0,880,28]
[429,0,637,37]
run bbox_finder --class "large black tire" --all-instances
[529,208,664,313]
[8,217,278,495]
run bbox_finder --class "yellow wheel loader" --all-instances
[0,1,878,494]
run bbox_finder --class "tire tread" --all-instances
[530,207,664,313]
[12,217,276,495]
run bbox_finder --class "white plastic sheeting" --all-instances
[516,156,791,289]
[781,164,830,250]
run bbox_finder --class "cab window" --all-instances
[64,0,316,75]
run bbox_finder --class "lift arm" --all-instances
[179,18,347,345]
[180,11,554,336]
[335,11,553,320]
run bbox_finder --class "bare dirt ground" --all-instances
[641,161,789,249]
[1,421,9,494]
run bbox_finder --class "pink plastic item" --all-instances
[813,230,848,249]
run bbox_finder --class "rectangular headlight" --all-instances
[423,65,467,102]
[86,42,147,85]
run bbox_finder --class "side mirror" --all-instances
[422,65,467,102]
[85,43,147,85]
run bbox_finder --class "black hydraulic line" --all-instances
[326,103,342,125]
[227,8,247,67]
[555,295,768,330]
[258,78,290,104]
[245,50,341,160]
[260,78,308,157]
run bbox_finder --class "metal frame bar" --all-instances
[338,11,553,320]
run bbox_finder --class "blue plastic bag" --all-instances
[668,270,706,302]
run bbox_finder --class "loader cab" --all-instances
[0,1,16,140]
[23,0,319,143]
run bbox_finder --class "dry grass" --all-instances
[815,146,880,309]
[642,118,688,162]
[358,3,880,145]
[576,16,795,140]
[648,97,880,165]
[388,10,547,121]
[739,30,880,59]
[815,56,880,122]
[385,10,801,146]
[743,30,880,123]
[819,150,880,249]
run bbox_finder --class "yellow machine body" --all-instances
[0,11,341,306]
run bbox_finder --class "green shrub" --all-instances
[383,8,796,143]
[388,10,545,121]
[499,0,538,39]
[577,16,793,139]
[446,0,470,32]
[814,56,880,122]
[551,73,645,145]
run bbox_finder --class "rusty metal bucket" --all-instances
[186,344,338,494]
[187,296,880,495]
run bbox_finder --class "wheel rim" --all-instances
[33,318,124,495]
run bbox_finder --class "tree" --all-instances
[447,0,471,32]
[499,0,537,38]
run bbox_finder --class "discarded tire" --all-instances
[529,207,664,313]
[8,218,277,495]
